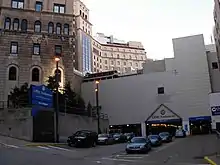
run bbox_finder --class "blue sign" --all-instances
[147,119,181,124]
[184,124,188,131]
[211,106,220,116]
[31,85,53,116]
[189,116,211,122]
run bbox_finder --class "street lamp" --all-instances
[95,80,101,134]
[55,57,60,143]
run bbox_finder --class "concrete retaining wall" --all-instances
[0,108,109,141]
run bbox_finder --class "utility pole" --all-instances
[95,80,101,134]
[55,57,60,143]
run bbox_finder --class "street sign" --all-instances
[211,106,220,116]
[31,85,53,116]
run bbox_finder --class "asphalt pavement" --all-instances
[0,134,216,165]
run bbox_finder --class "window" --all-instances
[11,0,24,9]
[80,10,82,15]
[124,61,126,65]
[129,55,131,59]
[117,54,120,58]
[105,60,107,64]
[55,45,62,56]
[34,21,41,33]
[32,68,40,82]
[85,15,87,20]
[100,59,102,63]
[21,19,27,32]
[33,43,40,55]
[56,23,61,34]
[111,61,114,65]
[4,17,11,30]
[10,42,18,54]
[53,4,65,13]
[35,1,42,11]
[158,87,164,94]
[130,62,132,66]
[63,24,69,35]
[212,62,218,69]
[136,63,138,67]
[48,22,54,33]
[13,18,19,30]
[54,69,61,82]
[83,13,84,17]
[117,61,120,65]
[8,66,17,81]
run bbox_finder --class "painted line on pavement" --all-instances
[177,163,210,165]
[204,156,217,165]
[115,156,143,159]
[102,157,137,162]
[7,144,19,148]
[37,146,50,150]
[48,145,73,152]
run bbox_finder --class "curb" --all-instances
[204,156,217,165]
[25,143,67,147]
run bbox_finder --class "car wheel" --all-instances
[105,140,108,145]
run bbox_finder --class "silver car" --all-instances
[97,134,114,145]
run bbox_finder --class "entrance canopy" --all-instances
[189,116,211,122]
[146,104,182,124]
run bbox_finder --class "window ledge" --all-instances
[9,54,18,59]
[32,55,41,61]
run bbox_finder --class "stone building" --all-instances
[0,0,82,106]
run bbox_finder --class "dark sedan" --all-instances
[124,133,135,142]
[126,137,151,154]
[148,135,162,146]
[159,132,172,142]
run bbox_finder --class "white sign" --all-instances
[148,104,180,122]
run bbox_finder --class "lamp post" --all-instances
[95,80,101,134]
[55,57,60,143]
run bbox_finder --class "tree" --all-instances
[9,82,29,108]
[46,76,57,92]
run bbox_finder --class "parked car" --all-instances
[67,130,98,148]
[175,129,186,138]
[97,134,115,145]
[148,135,162,146]
[126,137,151,154]
[159,132,172,142]
[124,133,135,142]
[113,133,127,143]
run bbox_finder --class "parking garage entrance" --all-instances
[109,124,141,136]
[189,116,211,135]
[146,104,182,136]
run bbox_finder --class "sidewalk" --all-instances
[0,134,68,147]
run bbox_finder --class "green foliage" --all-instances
[9,82,29,108]
[45,76,85,111]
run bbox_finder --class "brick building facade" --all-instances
[0,0,82,105]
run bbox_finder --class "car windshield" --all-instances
[75,131,88,137]
[149,135,158,139]
[131,137,146,143]
[159,132,169,137]
[98,134,108,137]
[113,134,120,137]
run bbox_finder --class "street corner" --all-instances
[24,142,67,147]
[204,156,218,165]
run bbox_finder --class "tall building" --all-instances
[73,0,92,74]
[0,0,81,104]
[214,0,220,61]
[92,33,147,73]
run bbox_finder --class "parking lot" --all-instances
[0,134,217,165]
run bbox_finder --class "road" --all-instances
[0,134,217,165]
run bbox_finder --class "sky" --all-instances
[82,0,214,60]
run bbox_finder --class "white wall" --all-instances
[82,34,212,126]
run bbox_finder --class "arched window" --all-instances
[56,23,61,35]
[13,18,19,30]
[54,69,61,82]
[21,19,27,32]
[34,20,41,33]
[4,17,11,30]
[31,68,40,82]
[63,24,69,35]
[8,66,17,81]
[48,22,54,34]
